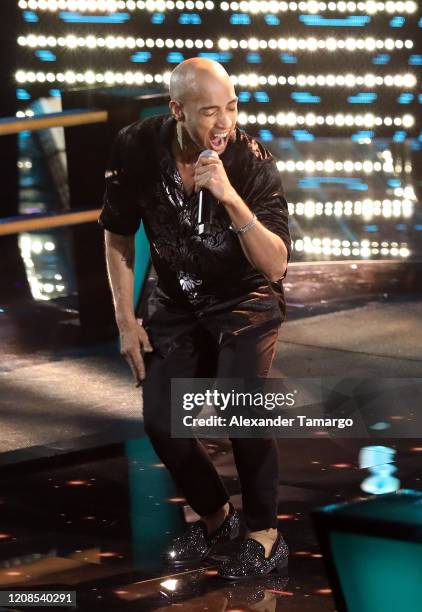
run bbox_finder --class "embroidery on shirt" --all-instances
[177,271,202,298]
[162,177,184,209]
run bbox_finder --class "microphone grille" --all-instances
[199,149,219,158]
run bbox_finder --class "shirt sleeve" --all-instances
[98,125,142,236]
[244,157,292,265]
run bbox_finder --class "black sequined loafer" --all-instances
[217,532,289,580]
[163,502,241,566]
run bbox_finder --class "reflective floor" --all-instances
[0,436,421,610]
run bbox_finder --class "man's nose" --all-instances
[215,113,232,129]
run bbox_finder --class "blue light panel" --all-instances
[348,92,377,103]
[258,129,273,141]
[393,131,407,142]
[167,51,185,63]
[254,91,269,102]
[151,13,165,24]
[246,52,261,63]
[363,224,379,232]
[198,52,232,62]
[238,91,251,102]
[49,89,61,97]
[387,178,401,187]
[299,177,368,190]
[178,13,201,24]
[280,53,297,64]
[397,93,413,104]
[35,50,57,62]
[16,89,31,101]
[418,94,422,104]
[59,11,130,23]
[389,16,405,27]
[22,11,39,22]
[291,91,321,103]
[291,130,315,141]
[395,224,407,230]
[264,15,280,25]
[352,131,374,141]
[409,55,422,65]
[299,15,371,27]
[372,54,390,65]
[230,13,251,25]
[131,51,152,63]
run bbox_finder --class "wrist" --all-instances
[230,213,257,235]
[222,188,242,209]
[116,313,137,330]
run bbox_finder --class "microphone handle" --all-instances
[198,190,205,235]
[197,149,218,235]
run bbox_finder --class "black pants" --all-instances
[142,315,281,531]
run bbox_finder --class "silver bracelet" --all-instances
[230,213,257,235]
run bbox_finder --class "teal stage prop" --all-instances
[312,490,422,612]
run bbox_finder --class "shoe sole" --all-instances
[218,556,289,580]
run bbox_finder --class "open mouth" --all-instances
[209,131,230,151]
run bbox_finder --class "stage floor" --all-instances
[1,291,421,455]
[0,435,421,611]
[1,272,421,610]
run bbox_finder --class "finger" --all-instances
[197,157,221,166]
[129,350,145,382]
[195,164,218,181]
[194,168,216,183]
[139,327,153,352]
[195,172,213,191]
[195,157,221,169]
[125,353,141,384]
[195,170,213,192]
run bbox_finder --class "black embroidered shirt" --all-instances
[99,114,291,331]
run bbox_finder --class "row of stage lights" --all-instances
[280,158,412,175]
[17,0,418,13]
[18,35,415,52]
[221,0,417,10]
[15,70,417,89]
[238,112,415,127]
[293,237,410,257]
[18,0,214,8]
[219,37,414,51]
[288,200,414,218]
[20,35,211,49]
[277,159,397,174]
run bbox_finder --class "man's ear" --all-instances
[169,99,184,121]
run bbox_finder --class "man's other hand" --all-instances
[119,318,153,385]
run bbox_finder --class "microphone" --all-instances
[197,149,219,235]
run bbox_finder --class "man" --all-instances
[99,58,291,579]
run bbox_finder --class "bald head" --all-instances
[169,58,233,104]
[168,57,238,160]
